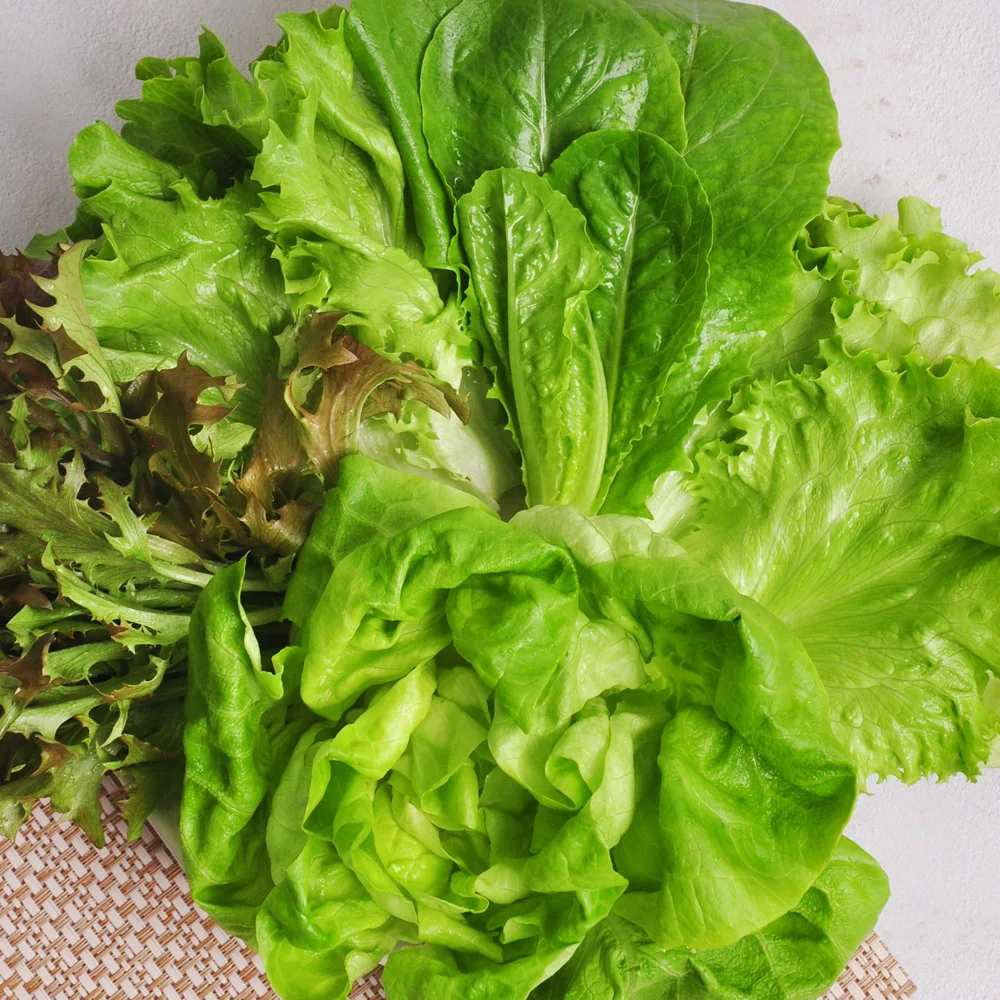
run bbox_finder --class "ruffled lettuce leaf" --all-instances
[115,29,260,187]
[677,343,1000,782]
[67,123,290,424]
[283,454,491,628]
[755,196,1000,376]
[514,506,857,950]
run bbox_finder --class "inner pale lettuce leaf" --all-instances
[358,376,522,514]
[676,343,1000,783]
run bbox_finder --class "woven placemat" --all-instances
[0,793,916,1000]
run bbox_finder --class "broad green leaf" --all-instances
[680,344,1000,781]
[346,0,463,267]
[422,0,687,199]
[266,720,335,886]
[538,838,888,1000]
[607,0,840,512]
[180,560,298,943]
[322,661,438,780]
[529,510,856,950]
[458,169,607,510]
[283,455,491,626]
[240,8,477,389]
[251,89,397,251]
[394,695,489,811]
[547,129,712,504]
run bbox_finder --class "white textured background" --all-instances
[3,0,1000,995]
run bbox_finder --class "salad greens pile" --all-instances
[2,0,999,997]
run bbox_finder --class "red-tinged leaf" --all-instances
[0,635,54,706]
[286,312,469,483]
[0,252,56,326]
[238,378,309,511]
[241,495,317,556]
[146,353,231,492]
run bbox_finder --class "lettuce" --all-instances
[4,0,999,998]
[184,459,862,998]
[674,344,1000,782]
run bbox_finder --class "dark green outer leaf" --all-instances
[607,0,840,513]
[422,0,687,200]
[547,129,712,507]
[346,0,463,268]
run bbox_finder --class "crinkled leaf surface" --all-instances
[679,344,1000,782]
[547,129,712,506]
[68,124,289,423]
[756,196,1000,376]
[458,169,607,510]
